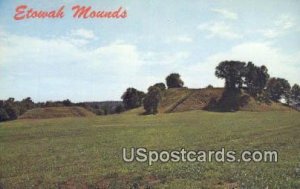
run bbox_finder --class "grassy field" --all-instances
[0,110,300,188]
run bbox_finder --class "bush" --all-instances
[143,86,162,114]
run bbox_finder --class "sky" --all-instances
[0,0,299,102]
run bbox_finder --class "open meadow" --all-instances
[0,110,299,188]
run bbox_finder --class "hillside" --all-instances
[168,88,293,113]
[168,88,224,112]
[129,88,294,114]
[19,106,96,119]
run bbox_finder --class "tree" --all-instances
[4,104,19,120]
[121,88,145,110]
[291,84,300,104]
[153,82,166,91]
[2,98,19,120]
[206,84,214,89]
[21,97,34,109]
[143,86,162,114]
[62,99,72,106]
[166,73,184,88]
[266,78,291,102]
[19,97,35,115]
[0,108,9,121]
[45,101,54,107]
[215,61,246,89]
[244,62,269,96]
[115,104,125,114]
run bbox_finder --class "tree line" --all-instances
[215,61,299,108]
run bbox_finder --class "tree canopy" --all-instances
[215,60,246,89]
[291,84,300,104]
[153,82,166,91]
[244,62,269,96]
[266,78,291,102]
[166,73,184,88]
[121,88,145,110]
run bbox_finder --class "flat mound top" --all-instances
[19,106,96,119]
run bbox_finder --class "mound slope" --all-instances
[19,106,96,119]
[169,88,224,112]
[161,88,293,113]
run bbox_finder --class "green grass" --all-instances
[19,106,95,119]
[0,111,300,188]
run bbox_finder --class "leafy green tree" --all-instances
[153,82,166,91]
[143,86,162,114]
[166,73,184,88]
[2,98,19,120]
[244,62,269,96]
[0,108,9,121]
[21,97,34,109]
[206,84,214,89]
[62,99,72,106]
[266,78,291,102]
[115,104,125,114]
[215,61,246,89]
[4,104,19,120]
[121,88,145,110]
[291,84,300,103]
[19,97,35,115]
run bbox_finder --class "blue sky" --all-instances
[0,0,299,102]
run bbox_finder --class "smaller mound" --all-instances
[19,106,96,119]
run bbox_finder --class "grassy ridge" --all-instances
[19,106,95,119]
[0,111,299,188]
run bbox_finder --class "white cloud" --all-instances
[259,15,297,38]
[0,31,191,101]
[259,29,280,38]
[211,8,238,20]
[86,41,143,74]
[198,21,242,39]
[275,15,295,29]
[165,35,193,43]
[70,28,96,39]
